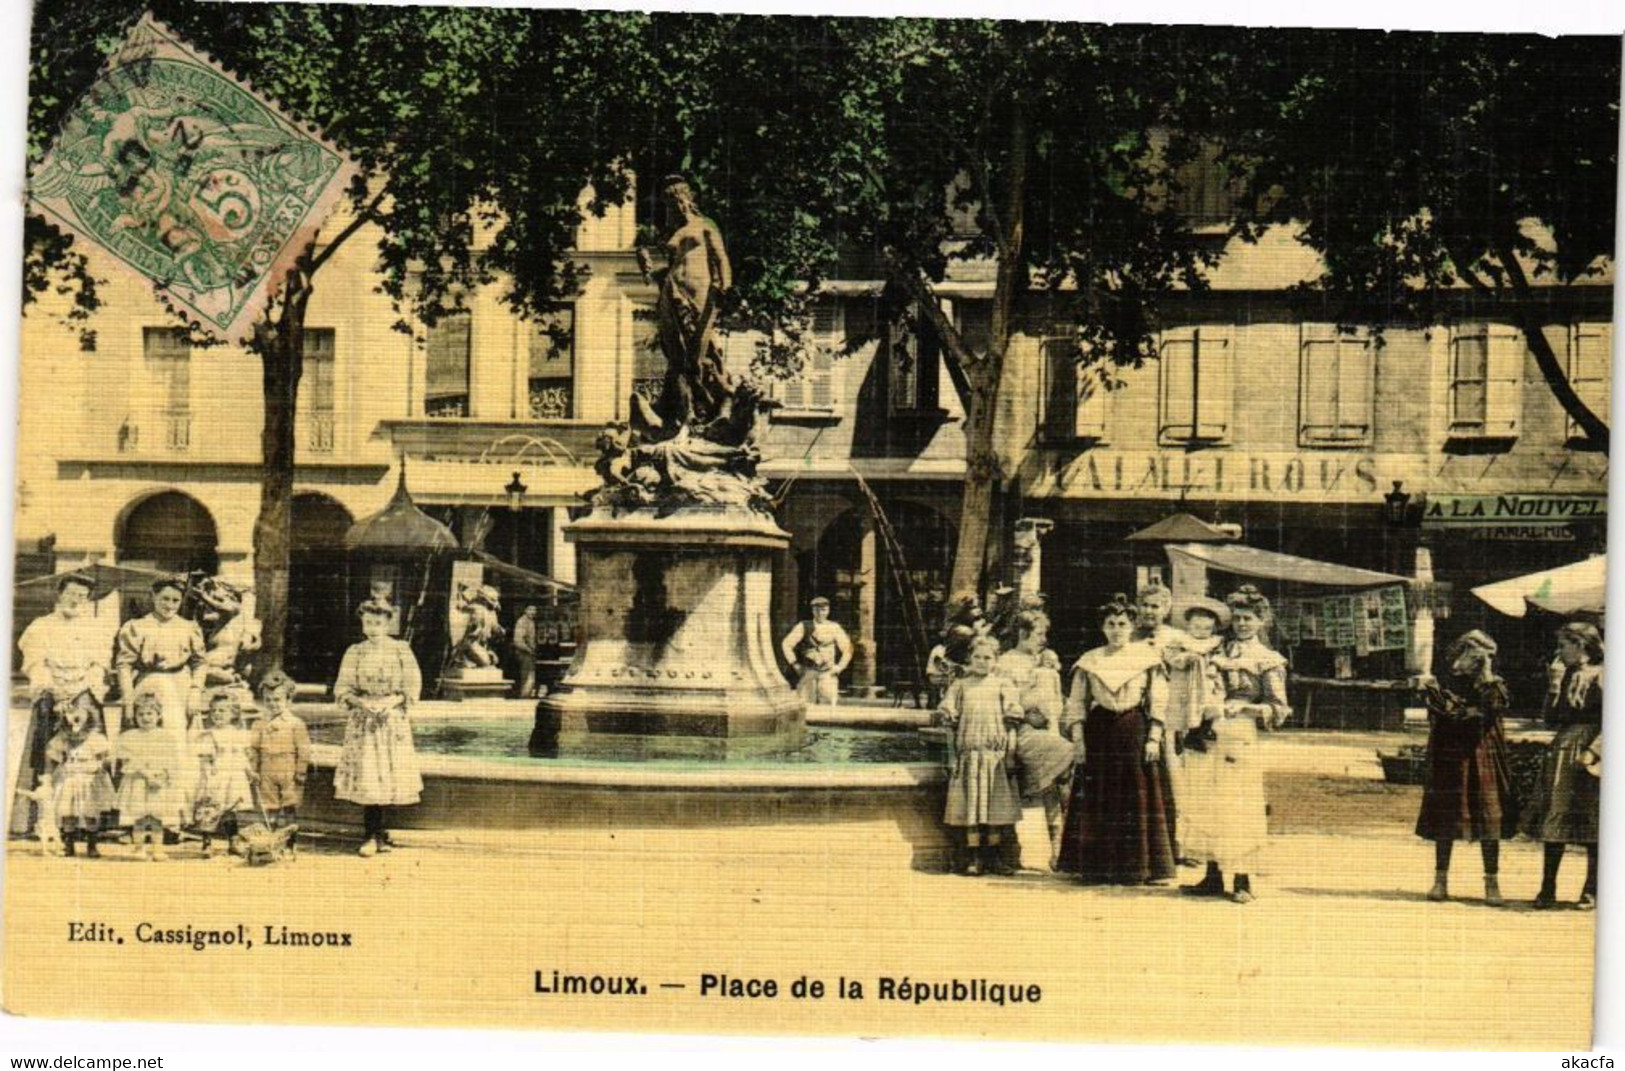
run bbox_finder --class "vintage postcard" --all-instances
[3,0,1615,1052]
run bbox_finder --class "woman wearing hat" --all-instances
[114,576,206,826]
[1416,630,1518,906]
[1180,585,1290,904]
[333,598,425,856]
[1522,621,1603,910]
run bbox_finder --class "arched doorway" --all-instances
[287,493,355,686]
[116,491,220,575]
[803,499,953,692]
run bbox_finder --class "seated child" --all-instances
[194,691,254,853]
[247,671,311,852]
[45,690,115,858]
[113,690,183,860]
[1167,601,1228,753]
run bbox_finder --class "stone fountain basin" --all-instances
[292,705,957,871]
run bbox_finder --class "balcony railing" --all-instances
[307,412,336,454]
[162,412,191,452]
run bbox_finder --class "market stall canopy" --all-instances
[1471,555,1606,618]
[1167,543,1408,588]
[344,471,458,553]
[14,561,176,593]
[464,550,576,594]
[1126,513,1238,543]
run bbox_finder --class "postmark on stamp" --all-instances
[27,15,358,342]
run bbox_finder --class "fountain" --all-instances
[288,177,994,871]
[530,173,806,759]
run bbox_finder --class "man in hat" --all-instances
[11,573,111,836]
[513,604,540,698]
[780,597,853,706]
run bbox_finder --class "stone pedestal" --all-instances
[441,666,511,701]
[532,507,807,759]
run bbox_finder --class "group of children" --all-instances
[41,672,312,859]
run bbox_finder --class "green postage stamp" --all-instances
[27,14,356,342]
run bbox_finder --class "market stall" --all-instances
[1166,542,1418,730]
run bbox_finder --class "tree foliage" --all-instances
[1222,29,1620,450]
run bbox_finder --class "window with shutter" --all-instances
[302,329,336,453]
[1567,323,1611,443]
[885,303,939,414]
[1158,327,1232,445]
[1299,327,1375,446]
[527,305,575,419]
[425,313,472,417]
[1042,338,1108,442]
[142,327,191,451]
[1448,324,1522,440]
[776,302,840,410]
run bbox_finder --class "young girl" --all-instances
[248,671,312,850]
[939,635,1025,876]
[1522,621,1602,910]
[334,598,425,857]
[1056,595,1177,885]
[45,690,115,858]
[1416,630,1517,906]
[194,691,254,853]
[112,690,183,860]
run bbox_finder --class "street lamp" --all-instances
[505,471,528,514]
[1383,480,1411,528]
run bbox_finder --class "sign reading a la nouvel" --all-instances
[1423,493,1607,526]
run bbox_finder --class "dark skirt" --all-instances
[1056,705,1177,884]
[1415,715,1518,842]
[1520,724,1600,844]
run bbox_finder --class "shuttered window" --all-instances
[1158,327,1233,444]
[1299,327,1375,445]
[1567,322,1612,442]
[780,302,839,410]
[1448,324,1522,439]
[1043,338,1109,441]
[425,313,472,417]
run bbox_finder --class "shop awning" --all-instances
[345,469,458,553]
[1167,543,1408,588]
[1471,555,1606,618]
[1125,513,1238,543]
[463,550,576,595]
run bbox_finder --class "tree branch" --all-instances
[306,189,388,275]
[1493,241,1610,453]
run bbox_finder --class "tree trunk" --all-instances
[251,270,311,676]
[1494,244,1610,453]
[948,370,1001,602]
[945,97,1030,605]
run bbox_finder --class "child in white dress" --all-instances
[113,690,184,860]
[45,690,115,858]
[939,636,1025,876]
[194,691,254,853]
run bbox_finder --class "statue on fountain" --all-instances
[593,174,773,514]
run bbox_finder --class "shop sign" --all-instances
[1423,494,1605,527]
[1051,450,1381,499]
[1465,525,1578,543]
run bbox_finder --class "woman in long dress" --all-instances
[114,576,205,826]
[1180,585,1290,904]
[334,598,425,857]
[1056,595,1177,885]
[1415,630,1518,906]
[1521,621,1602,910]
